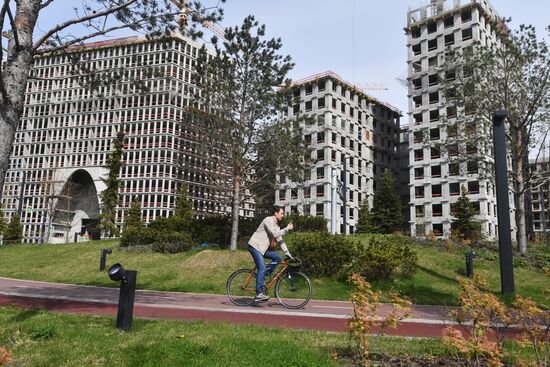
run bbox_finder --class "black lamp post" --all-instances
[492,110,515,294]
[108,263,137,331]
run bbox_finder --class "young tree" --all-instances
[452,186,482,243]
[124,198,143,230]
[99,131,125,238]
[355,200,373,234]
[0,208,5,236]
[441,23,550,253]
[0,0,223,204]
[193,16,309,250]
[174,185,195,221]
[370,169,402,234]
[252,117,311,216]
[3,213,23,244]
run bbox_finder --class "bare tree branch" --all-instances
[0,0,11,103]
[40,0,55,10]
[33,0,139,50]
[42,23,134,54]
[6,6,18,50]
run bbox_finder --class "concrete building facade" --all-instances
[530,158,550,239]
[275,71,401,234]
[1,34,249,243]
[405,0,513,238]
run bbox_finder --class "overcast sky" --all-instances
[214,0,549,124]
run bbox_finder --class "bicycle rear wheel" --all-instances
[275,271,312,309]
[226,268,256,306]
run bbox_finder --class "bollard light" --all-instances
[466,251,476,278]
[99,248,113,272]
[108,263,137,331]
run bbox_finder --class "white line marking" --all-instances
[312,305,352,310]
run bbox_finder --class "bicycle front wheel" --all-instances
[275,271,312,309]
[226,268,256,306]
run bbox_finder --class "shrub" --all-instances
[148,216,192,233]
[0,346,14,365]
[152,232,193,254]
[287,232,358,277]
[513,294,550,367]
[345,234,418,280]
[347,274,411,364]
[192,216,232,247]
[280,214,328,233]
[443,276,511,367]
[3,213,23,245]
[120,226,156,248]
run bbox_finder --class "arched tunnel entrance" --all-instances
[50,170,100,243]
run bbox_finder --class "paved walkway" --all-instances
[0,277,518,338]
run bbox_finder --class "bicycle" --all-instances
[226,258,312,309]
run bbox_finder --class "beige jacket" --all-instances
[248,216,290,255]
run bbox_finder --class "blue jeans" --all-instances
[248,245,282,295]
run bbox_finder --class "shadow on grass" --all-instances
[416,265,458,284]
[10,308,40,322]
[397,283,457,306]
[416,265,495,302]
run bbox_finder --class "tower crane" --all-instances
[169,0,229,44]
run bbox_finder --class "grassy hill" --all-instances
[0,238,548,307]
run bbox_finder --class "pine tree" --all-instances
[3,213,23,245]
[452,186,482,243]
[174,185,195,221]
[193,16,309,250]
[370,169,402,234]
[99,131,125,238]
[0,209,5,236]
[124,198,143,230]
[355,200,373,234]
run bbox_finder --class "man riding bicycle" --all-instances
[248,206,294,302]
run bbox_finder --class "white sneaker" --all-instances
[254,292,270,302]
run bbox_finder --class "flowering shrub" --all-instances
[443,275,511,367]
[512,269,550,367]
[347,274,412,366]
[0,346,14,365]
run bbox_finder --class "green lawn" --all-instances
[0,239,548,307]
[0,305,455,367]
[371,243,550,307]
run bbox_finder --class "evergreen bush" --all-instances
[280,214,328,233]
[344,234,418,280]
[287,232,358,277]
[119,226,156,248]
[152,232,194,254]
[3,213,23,245]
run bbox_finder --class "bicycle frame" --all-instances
[241,260,289,292]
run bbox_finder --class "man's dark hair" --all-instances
[272,205,284,214]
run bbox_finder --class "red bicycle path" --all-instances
[0,277,522,338]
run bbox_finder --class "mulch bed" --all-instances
[343,352,497,366]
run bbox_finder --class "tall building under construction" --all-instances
[1,34,250,243]
[405,0,514,238]
[275,71,402,234]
